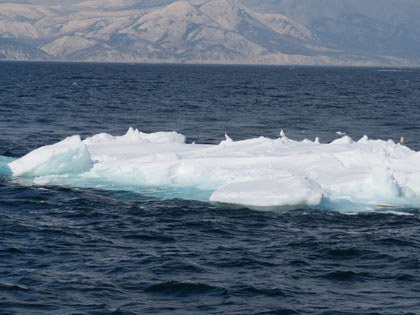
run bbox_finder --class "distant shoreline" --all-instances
[1,58,419,69]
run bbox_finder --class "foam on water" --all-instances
[5,128,420,211]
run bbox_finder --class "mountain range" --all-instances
[0,0,419,66]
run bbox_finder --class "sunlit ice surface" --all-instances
[2,127,420,212]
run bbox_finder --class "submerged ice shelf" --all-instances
[4,127,420,211]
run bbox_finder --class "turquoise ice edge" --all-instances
[1,153,418,213]
[0,156,14,176]
[0,155,213,202]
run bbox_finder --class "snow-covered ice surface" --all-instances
[6,127,420,212]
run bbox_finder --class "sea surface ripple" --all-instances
[1,62,420,314]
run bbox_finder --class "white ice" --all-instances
[8,135,92,177]
[7,127,420,211]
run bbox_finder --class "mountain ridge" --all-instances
[0,0,418,66]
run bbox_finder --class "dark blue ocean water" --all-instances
[1,61,420,314]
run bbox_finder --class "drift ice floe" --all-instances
[4,127,420,211]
